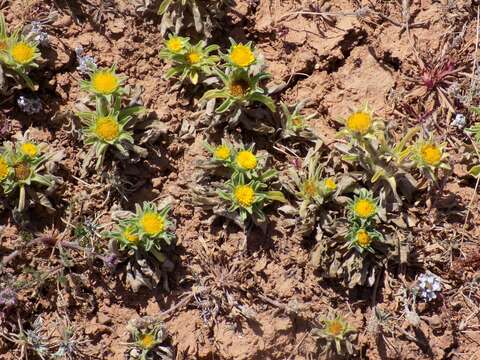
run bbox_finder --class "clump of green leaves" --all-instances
[336,104,450,204]
[279,100,317,141]
[160,36,219,85]
[312,314,357,357]
[193,141,286,226]
[106,201,175,292]
[465,118,480,178]
[311,188,395,288]
[76,66,146,171]
[0,133,62,212]
[0,13,41,91]
[126,316,173,360]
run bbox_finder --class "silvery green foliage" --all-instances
[417,273,442,302]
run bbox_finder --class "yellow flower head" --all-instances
[346,111,372,135]
[14,162,30,181]
[138,333,156,349]
[91,70,120,95]
[230,44,255,68]
[214,145,230,160]
[0,156,9,181]
[94,116,120,142]
[355,229,371,248]
[303,180,317,198]
[166,37,184,53]
[324,178,336,191]
[139,212,165,235]
[236,150,257,170]
[420,143,442,166]
[353,199,376,218]
[123,227,139,245]
[325,319,345,337]
[291,117,303,127]
[229,79,250,97]
[10,42,36,65]
[234,184,255,208]
[20,142,38,157]
[186,51,202,64]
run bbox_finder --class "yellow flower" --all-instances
[420,143,442,166]
[346,111,372,135]
[138,333,156,349]
[186,51,202,64]
[353,199,376,218]
[230,44,255,68]
[20,142,38,157]
[326,319,345,337]
[324,178,336,191]
[91,71,120,95]
[166,37,183,53]
[14,162,30,181]
[229,79,249,97]
[214,145,230,160]
[291,117,303,127]
[303,180,317,197]
[356,229,371,248]
[10,42,35,64]
[139,212,165,235]
[94,116,120,141]
[236,150,257,170]
[123,228,139,244]
[234,184,255,208]
[0,156,9,181]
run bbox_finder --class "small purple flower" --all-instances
[17,94,43,114]
[0,288,18,310]
[29,21,49,46]
[417,273,442,302]
[75,46,97,74]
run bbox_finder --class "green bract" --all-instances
[202,68,275,113]
[0,140,56,211]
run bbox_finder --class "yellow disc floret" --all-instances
[324,178,337,191]
[0,40,7,51]
[234,184,255,208]
[236,150,257,170]
[230,44,255,68]
[303,180,317,197]
[10,42,35,65]
[353,199,376,218]
[20,142,38,157]
[139,212,165,235]
[326,320,344,337]
[138,333,156,349]
[291,117,303,127]
[166,37,183,53]
[123,228,139,245]
[420,143,442,166]
[91,71,119,95]
[94,116,120,142]
[356,229,371,248]
[186,51,202,64]
[0,156,9,181]
[214,145,230,160]
[14,162,30,181]
[229,79,249,97]
[346,111,372,135]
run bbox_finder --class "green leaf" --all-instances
[157,0,173,14]
[248,93,276,112]
[265,191,287,203]
[469,164,480,178]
